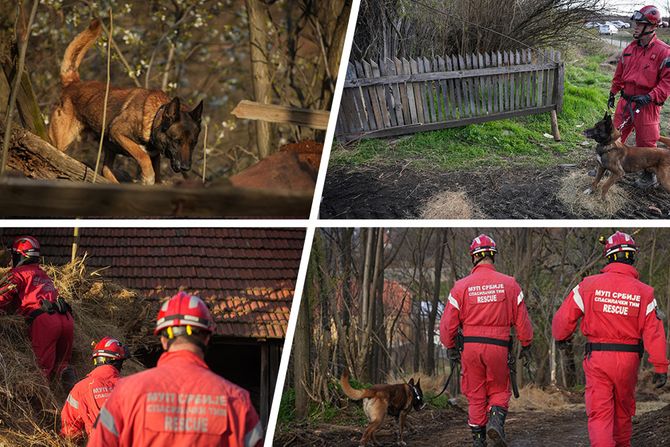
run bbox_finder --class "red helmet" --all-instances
[632,5,661,26]
[92,336,129,361]
[603,231,637,257]
[154,291,215,335]
[470,234,498,257]
[11,236,40,258]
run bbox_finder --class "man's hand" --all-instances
[519,344,532,365]
[608,92,616,109]
[652,372,667,389]
[630,94,652,107]
[447,347,461,364]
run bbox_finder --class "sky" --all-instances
[604,0,670,16]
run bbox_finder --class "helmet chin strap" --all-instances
[635,24,656,39]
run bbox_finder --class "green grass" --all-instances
[332,47,614,171]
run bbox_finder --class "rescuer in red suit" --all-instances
[609,5,670,187]
[440,234,534,447]
[0,236,75,389]
[552,231,668,447]
[88,291,264,447]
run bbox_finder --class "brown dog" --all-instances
[583,112,670,198]
[340,370,424,446]
[48,20,203,184]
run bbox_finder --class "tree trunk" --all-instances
[245,0,273,159]
[426,230,445,376]
[294,236,314,420]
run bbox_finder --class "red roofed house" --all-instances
[0,227,305,427]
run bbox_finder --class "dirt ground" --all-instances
[320,161,670,219]
[275,401,669,447]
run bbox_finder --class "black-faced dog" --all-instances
[341,370,425,446]
[583,112,670,198]
[49,20,203,184]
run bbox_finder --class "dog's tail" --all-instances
[340,370,373,400]
[60,19,103,86]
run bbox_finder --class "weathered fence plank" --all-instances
[337,48,564,141]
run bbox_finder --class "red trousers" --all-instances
[584,352,640,447]
[461,343,510,427]
[30,312,74,378]
[614,100,661,147]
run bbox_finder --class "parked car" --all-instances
[599,24,618,35]
[611,20,631,28]
[585,21,601,28]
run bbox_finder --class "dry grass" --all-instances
[557,171,629,217]
[508,385,571,411]
[0,258,157,445]
[419,190,485,219]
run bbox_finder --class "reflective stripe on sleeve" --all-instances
[66,394,79,410]
[517,291,524,305]
[646,299,658,316]
[572,286,585,313]
[244,420,264,447]
[447,294,459,310]
[98,407,119,437]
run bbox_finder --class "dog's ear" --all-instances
[162,97,181,129]
[190,100,204,123]
[408,378,415,385]
[416,378,421,387]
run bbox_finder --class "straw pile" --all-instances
[0,257,158,446]
[557,171,629,217]
[419,190,485,219]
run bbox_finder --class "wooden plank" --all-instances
[346,63,366,132]
[515,50,521,110]
[506,51,514,111]
[232,100,331,130]
[0,177,313,217]
[465,53,476,116]
[373,59,393,128]
[336,64,355,135]
[395,58,411,125]
[423,57,436,122]
[437,56,451,120]
[484,52,493,115]
[457,55,470,117]
[344,105,557,140]
[386,58,404,126]
[547,49,555,109]
[555,50,564,113]
[363,60,384,130]
[402,58,418,124]
[446,56,460,119]
[476,53,485,114]
[342,62,557,87]
[355,61,375,131]
[496,51,504,113]
[526,49,534,108]
[378,58,397,128]
[410,58,426,124]
[417,57,431,123]
[536,50,545,107]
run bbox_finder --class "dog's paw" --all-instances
[583,187,594,195]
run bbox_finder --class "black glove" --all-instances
[630,94,652,107]
[556,339,572,350]
[652,372,667,389]
[608,92,616,109]
[447,347,461,364]
[519,344,532,365]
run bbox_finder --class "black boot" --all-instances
[486,406,507,447]
[60,366,76,395]
[471,425,487,447]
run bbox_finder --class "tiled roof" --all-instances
[0,228,304,339]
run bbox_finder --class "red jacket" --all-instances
[439,263,534,348]
[552,262,669,374]
[61,364,120,439]
[611,35,670,103]
[87,350,264,447]
[0,264,58,317]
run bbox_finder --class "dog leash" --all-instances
[432,361,458,400]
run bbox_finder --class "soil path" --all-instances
[320,163,670,219]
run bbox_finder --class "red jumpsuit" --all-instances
[439,263,534,427]
[0,264,73,378]
[61,364,120,439]
[87,350,264,447]
[552,262,668,447]
[611,35,670,147]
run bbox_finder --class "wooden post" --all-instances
[260,343,269,429]
[245,0,273,159]
[71,226,80,262]
[550,109,561,141]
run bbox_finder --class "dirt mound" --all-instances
[632,404,670,446]
[0,259,155,446]
[557,171,629,216]
[419,190,485,219]
[321,163,670,219]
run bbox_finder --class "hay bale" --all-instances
[557,171,629,217]
[419,190,484,219]
[0,259,156,444]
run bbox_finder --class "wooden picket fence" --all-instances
[336,48,564,141]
